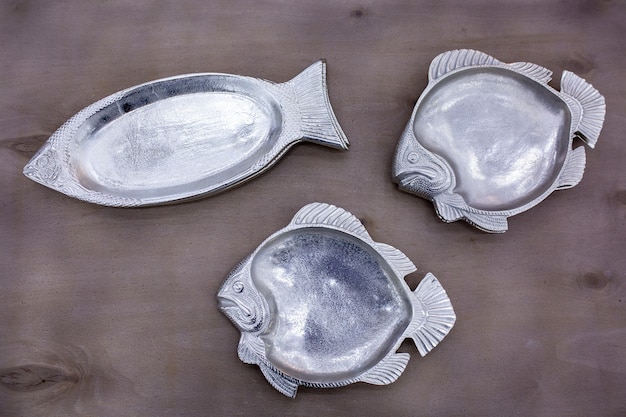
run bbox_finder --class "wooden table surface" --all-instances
[1,1,625,416]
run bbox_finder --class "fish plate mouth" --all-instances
[217,296,262,332]
[217,296,236,310]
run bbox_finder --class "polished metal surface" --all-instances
[217,203,456,398]
[393,49,606,232]
[252,228,410,383]
[23,61,348,206]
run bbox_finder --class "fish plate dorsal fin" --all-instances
[291,202,371,240]
[429,49,500,82]
[374,242,417,277]
[560,71,606,148]
[509,62,553,84]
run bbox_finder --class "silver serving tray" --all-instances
[23,61,349,206]
[393,49,606,232]
[217,202,455,398]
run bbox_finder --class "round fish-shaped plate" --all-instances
[217,202,456,398]
[23,61,348,207]
[393,49,605,233]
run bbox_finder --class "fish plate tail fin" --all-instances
[561,71,605,148]
[409,273,456,357]
[287,60,349,150]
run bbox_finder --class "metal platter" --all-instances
[393,49,606,232]
[23,61,348,207]
[217,202,456,398]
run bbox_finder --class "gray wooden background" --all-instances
[1,1,625,416]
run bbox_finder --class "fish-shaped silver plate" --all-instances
[24,61,348,206]
[218,202,455,398]
[393,49,606,232]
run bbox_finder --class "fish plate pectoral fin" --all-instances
[357,353,410,385]
[557,146,586,190]
[238,335,300,398]
[237,333,265,365]
[434,193,508,233]
[259,362,299,398]
[409,273,456,357]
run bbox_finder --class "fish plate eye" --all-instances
[233,281,244,293]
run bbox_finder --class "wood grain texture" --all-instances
[1,0,625,416]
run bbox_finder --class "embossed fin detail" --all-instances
[410,273,456,357]
[358,353,410,385]
[561,93,582,134]
[373,242,417,277]
[462,212,508,233]
[288,60,349,150]
[509,62,553,84]
[237,333,265,365]
[259,363,299,398]
[433,193,467,222]
[557,146,586,189]
[561,71,606,148]
[428,49,500,81]
[434,193,509,233]
[292,202,371,239]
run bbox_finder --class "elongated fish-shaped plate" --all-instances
[393,49,606,232]
[217,202,456,398]
[24,61,349,207]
